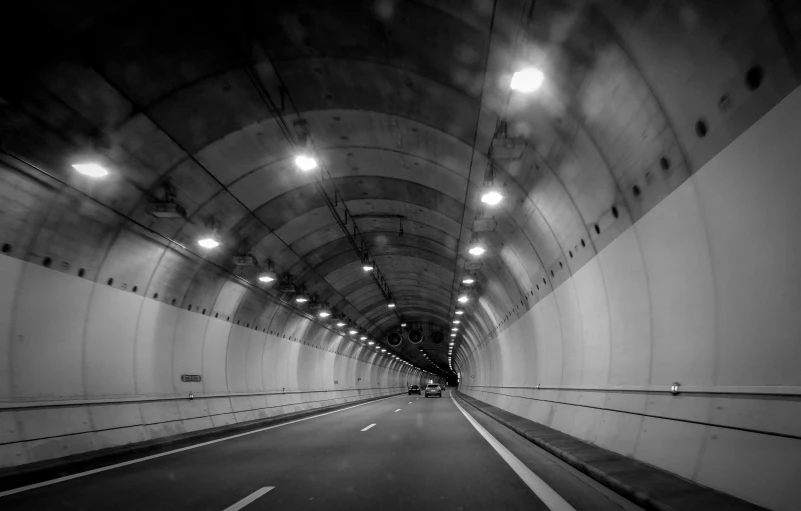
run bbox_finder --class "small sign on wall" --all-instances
[181,374,202,383]
[334,380,338,384]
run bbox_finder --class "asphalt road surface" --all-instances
[0,390,643,511]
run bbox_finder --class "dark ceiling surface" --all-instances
[0,0,799,375]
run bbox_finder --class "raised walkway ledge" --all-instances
[454,390,768,511]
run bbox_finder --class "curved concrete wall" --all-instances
[0,255,431,468]
[458,86,801,511]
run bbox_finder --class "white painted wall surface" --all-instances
[0,257,425,468]
[460,85,801,511]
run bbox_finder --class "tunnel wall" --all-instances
[0,256,423,469]
[459,86,801,511]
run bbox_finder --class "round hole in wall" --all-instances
[246,323,250,327]
[611,206,619,219]
[132,286,138,293]
[745,65,763,91]
[172,299,177,305]
[536,284,539,290]
[581,238,586,247]
[594,224,600,235]
[153,293,159,299]
[695,119,708,138]
[569,251,573,258]
[632,185,641,197]
[78,268,85,277]
[202,308,206,315]
[107,278,114,286]
[542,278,546,285]
[43,257,52,268]
[227,316,230,321]
[1,243,10,253]
[559,261,563,268]
[550,270,554,277]
[215,312,219,318]
[660,156,670,170]
[237,320,240,325]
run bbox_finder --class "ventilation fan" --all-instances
[430,330,444,344]
[387,331,402,347]
[408,328,424,345]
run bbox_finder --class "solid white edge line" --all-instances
[361,423,376,431]
[450,394,577,511]
[0,394,403,498]
[223,486,275,511]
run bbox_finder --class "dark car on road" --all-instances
[424,384,442,398]
[408,384,421,395]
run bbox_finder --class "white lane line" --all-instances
[394,409,401,412]
[0,394,402,498]
[361,423,376,431]
[223,487,275,511]
[408,402,412,404]
[450,395,577,511]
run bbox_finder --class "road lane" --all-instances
[0,388,641,511]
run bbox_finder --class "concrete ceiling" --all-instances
[0,0,798,375]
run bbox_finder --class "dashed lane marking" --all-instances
[223,487,275,511]
[394,409,401,412]
[361,423,377,431]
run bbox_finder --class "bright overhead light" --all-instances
[258,271,277,283]
[381,349,387,352]
[295,154,318,171]
[336,321,346,327]
[72,163,109,178]
[450,333,456,337]
[363,264,374,271]
[388,302,396,308]
[360,335,367,340]
[368,341,375,345]
[468,242,486,256]
[510,67,544,93]
[198,238,220,249]
[453,320,460,324]
[455,309,464,315]
[295,293,309,303]
[458,295,469,303]
[401,323,406,327]
[452,328,458,332]
[480,188,504,206]
[318,310,331,318]
[349,329,358,335]
[462,277,475,284]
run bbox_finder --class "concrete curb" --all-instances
[0,392,403,492]
[454,390,768,511]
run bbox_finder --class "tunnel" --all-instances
[0,1,800,510]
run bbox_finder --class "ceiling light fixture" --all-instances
[461,277,475,285]
[458,295,469,303]
[452,328,458,331]
[349,329,358,335]
[336,321,346,327]
[388,302,396,308]
[510,67,544,93]
[363,263,374,271]
[453,320,460,324]
[455,309,464,315]
[318,308,331,318]
[360,335,368,341]
[295,155,318,171]
[295,293,310,303]
[450,333,456,337]
[468,241,486,256]
[72,163,109,178]
[368,341,375,345]
[197,238,220,249]
[480,188,504,206]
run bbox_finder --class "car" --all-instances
[424,384,442,398]
[408,384,421,395]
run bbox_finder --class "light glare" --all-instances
[198,238,220,249]
[468,245,486,256]
[481,190,503,206]
[295,155,318,171]
[72,163,109,178]
[510,68,544,93]
[458,295,469,303]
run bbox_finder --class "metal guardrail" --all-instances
[461,384,801,398]
[0,386,405,411]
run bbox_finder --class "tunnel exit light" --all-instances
[197,238,220,249]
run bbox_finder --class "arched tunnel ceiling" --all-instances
[0,0,798,375]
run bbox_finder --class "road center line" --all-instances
[0,394,401,498]
[223,487,275,511]
[450,394,577,511]
[361,423,376,431]
[394,409,401,412]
